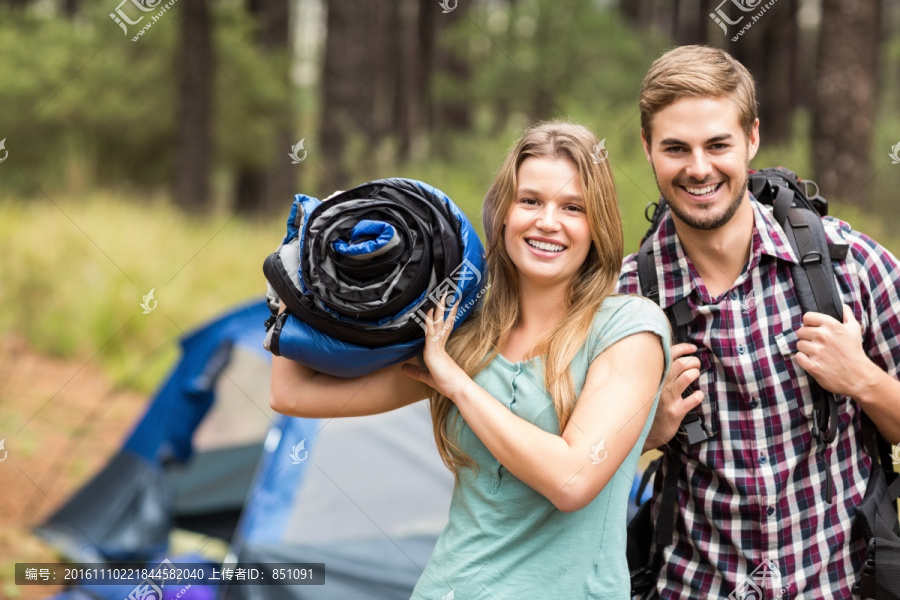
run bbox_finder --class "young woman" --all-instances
[270,122,671,598]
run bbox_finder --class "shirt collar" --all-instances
[650,196,798,309]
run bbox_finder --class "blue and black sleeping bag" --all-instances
[263,178,486,378]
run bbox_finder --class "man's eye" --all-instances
[709,143,729,151]
[664,146,685,154]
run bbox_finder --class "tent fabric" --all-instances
[36,298,456,599]
[168,443,264,516]
[235,402,453,548]
[36,300,273,563]
[124,300,272,464]
[35,449,172,563]
[263,178,486,377]
[230,401,453,599]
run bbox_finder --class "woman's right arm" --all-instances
[270,354,431,418]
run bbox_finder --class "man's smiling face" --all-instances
[642,96,759,232]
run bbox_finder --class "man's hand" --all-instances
[642,343,704,452]
[796,305,881,399]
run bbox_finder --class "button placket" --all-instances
[509,364,522,409]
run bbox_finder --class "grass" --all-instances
[0,191,284,394]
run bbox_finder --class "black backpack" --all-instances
[627,167,900,598]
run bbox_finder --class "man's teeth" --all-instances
[526,239,565,252]
[684,183,720,196]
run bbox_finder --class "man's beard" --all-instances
[658,171,748,231]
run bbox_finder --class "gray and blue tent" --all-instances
[36,299,454,599]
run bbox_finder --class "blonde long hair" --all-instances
[431,121,624,474]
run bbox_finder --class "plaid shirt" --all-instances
[618,198,900,599]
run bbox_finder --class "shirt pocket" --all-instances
[774,326,852,429]
[773,328,814,424]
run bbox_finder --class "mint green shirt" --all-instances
[411,295,671,600]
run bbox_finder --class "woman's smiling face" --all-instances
[504,156,592,288]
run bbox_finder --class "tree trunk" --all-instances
[174,0,212,213]
[765,0,799,144]
[418,0,438,132]
[392,0,421,161]
[651,0,678,37]
[63,0,80,17]
[234,0,293,217]
[432,0,471,132]
[677,0,711,45]
[728,0,799,147]
[321,0,386,189]
[812,0,880,208]
[530,6,554,121]
[620,0,654,28]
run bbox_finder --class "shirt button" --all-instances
[750,397,759,408]
[759,455,767,465]
[766,506,775,516]
[738,345,745,354]
[730,291,738,300]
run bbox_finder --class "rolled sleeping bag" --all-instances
[263,178,486,378]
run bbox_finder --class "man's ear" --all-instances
[747,118,760,162]
[640,129,652,163]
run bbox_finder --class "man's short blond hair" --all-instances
[640,45,758,143]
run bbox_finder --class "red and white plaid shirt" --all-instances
[618,198,900,599]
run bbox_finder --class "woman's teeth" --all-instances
[527,239,565,252]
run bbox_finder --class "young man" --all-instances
[618,45,900,598]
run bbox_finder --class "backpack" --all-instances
[627,167,900,598]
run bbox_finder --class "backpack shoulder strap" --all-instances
[637,234,659,304]
[768,177,846,503]
[778,202,844,321]
[638,234,694,348]
[636,231,709,550]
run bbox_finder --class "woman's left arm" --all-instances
[402,306,665,513]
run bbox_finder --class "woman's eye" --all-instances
[564,204,585,212]
[520,197,539,205]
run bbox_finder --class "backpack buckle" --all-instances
[812,407,836,444]
[801,251,823,266]
[683,417,712,445]
[851,539,877,597]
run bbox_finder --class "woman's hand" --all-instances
[401,296,469,400]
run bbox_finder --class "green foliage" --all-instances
[442,0,669,132]
[0,3,290,200]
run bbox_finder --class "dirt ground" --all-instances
[0,335,149,600]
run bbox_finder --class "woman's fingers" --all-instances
[448,296,460,323]
[675,367,700,390]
